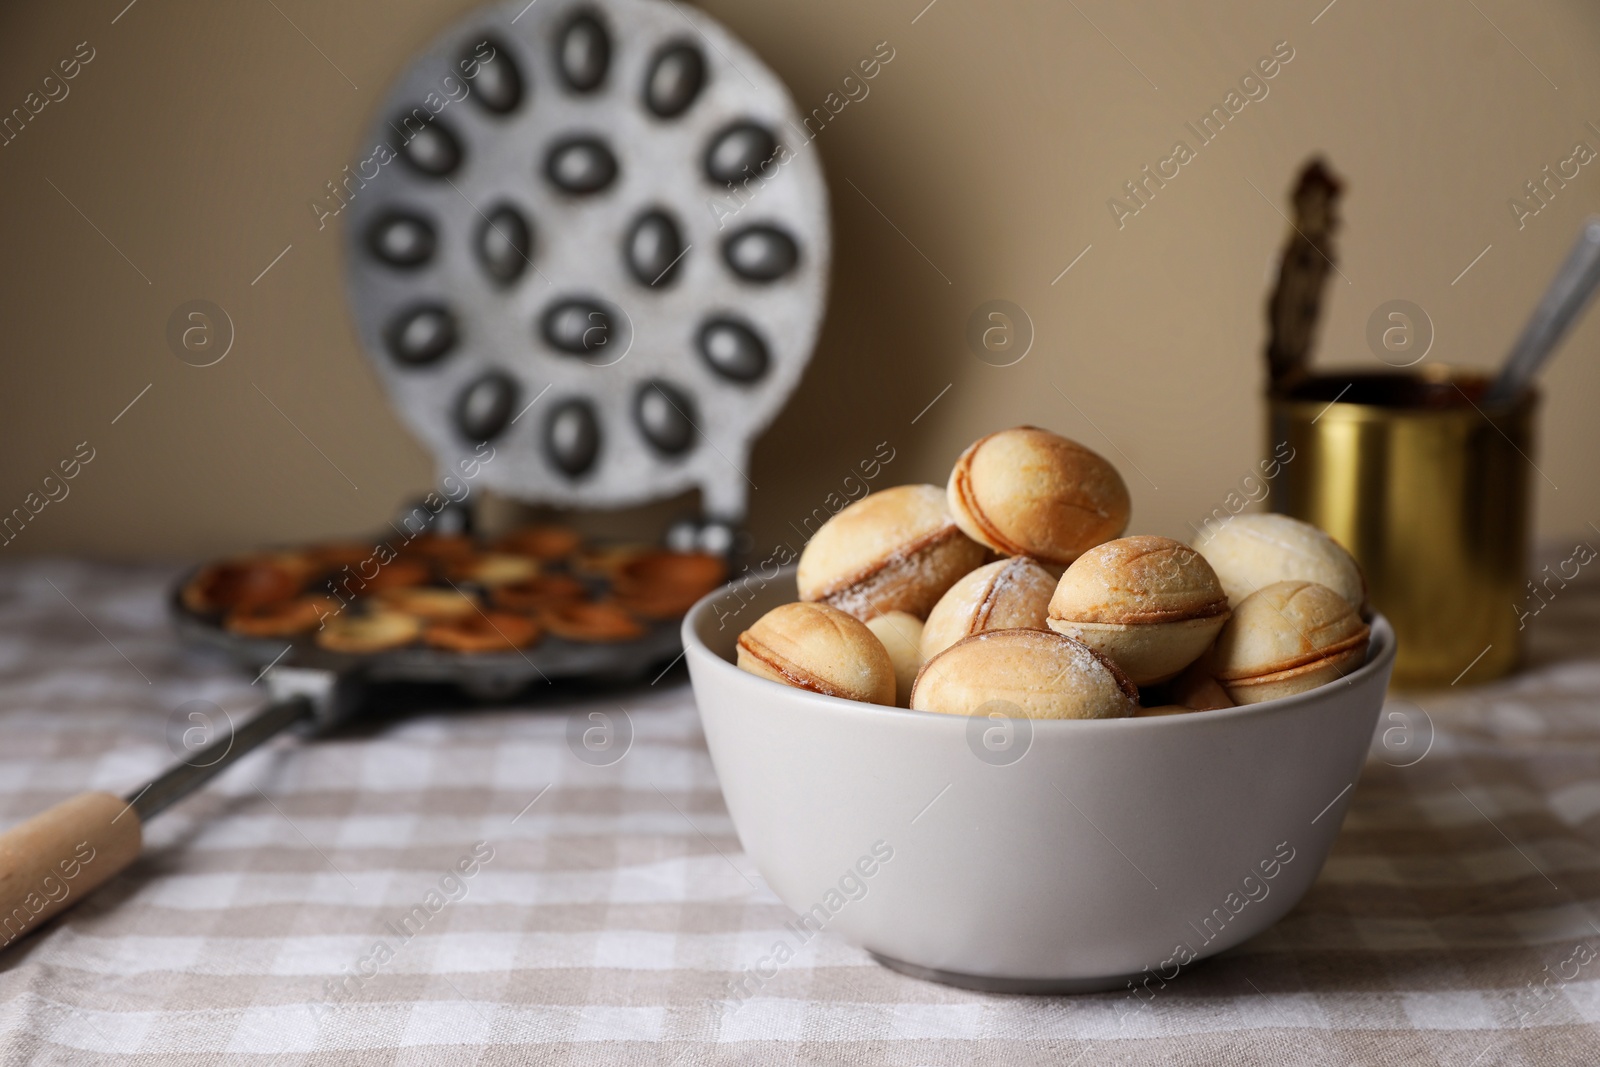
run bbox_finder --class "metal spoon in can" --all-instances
[1484,216,1600,405]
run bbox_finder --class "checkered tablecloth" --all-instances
[1,560,1599,1065]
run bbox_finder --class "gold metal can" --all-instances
[1268,366,1538,688]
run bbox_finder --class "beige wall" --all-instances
[3,0,1598,560]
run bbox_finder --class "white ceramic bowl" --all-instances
[684,571,1396,992]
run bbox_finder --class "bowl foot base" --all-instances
[869,953,1140,995]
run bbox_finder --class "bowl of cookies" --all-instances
[684,426,1396,992]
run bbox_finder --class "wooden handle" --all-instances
[0,792,142,951]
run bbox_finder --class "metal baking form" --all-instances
[343,0,830,520]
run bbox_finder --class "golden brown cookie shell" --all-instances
[920,556,1056,662]
[496,525,583,561]
[224,596,338,638]
[540,601,647,642]
[316,611,422,653]
[1048,536,1229,625]
[491,575,587,612]
[423,611,542,652]
[797,486,989,621]
[910,627,1137,720]
[735,601,896,705]
[182,555,308,614]
[947,427,1131,567]
[1211,580,1369,681]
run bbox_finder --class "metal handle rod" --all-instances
[1485,216,1600,405]
[129,697,313,822]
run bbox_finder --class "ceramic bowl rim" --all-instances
[683,577,1396,729]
